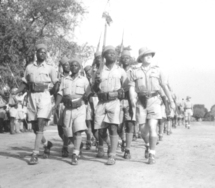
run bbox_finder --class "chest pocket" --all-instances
[110,72,121,90]
[100,78,108,92]
[135,76,146,91]
[149,71,160,90]
[75,83,85,95]
[38,70,50,82]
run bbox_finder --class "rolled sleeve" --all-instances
[128,69,135,87]
[50,67,58,84]
[159,70,168,87]
[84,77,91,97]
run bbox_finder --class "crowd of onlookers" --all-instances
[0,88,32,134]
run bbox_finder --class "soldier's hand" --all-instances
[170,101,176,110]
[52,105,57,115]
[95,74,101,84]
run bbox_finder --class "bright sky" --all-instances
[74,0,215,110]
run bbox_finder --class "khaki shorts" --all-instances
[0,109,6,119]
[136,96,162,124]
[86,96,99,121]
[185,109,193,117]
[94,99,121,129]
[120,99,135,123]
[27,91,52,121]
[167,108,175,118]
[9,107,18,119]
[53,103,65,126]
[63,104,87,137]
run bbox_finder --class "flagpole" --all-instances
[119,29,124,57]
[96,31,102,53]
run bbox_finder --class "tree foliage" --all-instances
[0,0,94,89]
[193,104,207,120]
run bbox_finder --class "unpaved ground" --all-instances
[1,122,215,188]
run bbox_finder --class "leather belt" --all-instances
[64,98,82,109]
[97,91,118,102]
[29,83,49,93]
[138,92,158,98]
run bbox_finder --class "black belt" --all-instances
[138,92,158,98]
[138,92,158,108]
[29,83,49,93]
[97,92,118,102]
[64,98,82,109]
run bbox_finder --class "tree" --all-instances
[0,0,93,89]
[210,105,215,121]
[193,104,207,121]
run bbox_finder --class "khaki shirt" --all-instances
[23,61,58,84]
[58,75,90,97]
[129,65,167,93]
[184,101,193,109]
[98,64,128,93]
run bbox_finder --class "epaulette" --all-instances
[45,61,54,66]
[151,65,160,70]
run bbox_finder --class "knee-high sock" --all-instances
[15,120,20,133]
[41,136,47,146]
[125,133,133,150]
[149,136,157,151]
[109,135,119,157]
[73,135,82,156]
[102,135,110,146]
[33,132,43,154]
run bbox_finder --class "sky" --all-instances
[74,0,215,109]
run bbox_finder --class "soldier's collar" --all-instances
[104,63,118,70]
[65,73,82,80]
[33,61,47,67]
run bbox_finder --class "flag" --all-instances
[102,11,113,26]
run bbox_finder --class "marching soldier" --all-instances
[53,58,90,165]
[86,52,107,154]
[84,65,99,150]
[13,43,59,165]
[93,46,128,165]
[184,96,193,129]
[129,47,175,164]
[53,57,72,157]
[118,50,136,159]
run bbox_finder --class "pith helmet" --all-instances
[137,47,155,62]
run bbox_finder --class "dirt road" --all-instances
[0,122,215,188]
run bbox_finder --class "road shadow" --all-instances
[0,151,29,164]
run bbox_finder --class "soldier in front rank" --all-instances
[118,50,136,159]
[93,46,128,165]
[86,52,107,153]
[184,96,193,129]
[53,58,90,165]
[129,47,175,164]
[13,43,59,165]
[54,57,70,141]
